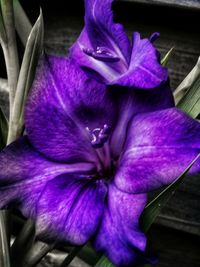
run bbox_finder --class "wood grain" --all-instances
[121,0,200,11]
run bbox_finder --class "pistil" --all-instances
[83,46,120,62]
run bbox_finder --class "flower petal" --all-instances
[0,136,95,217]
[111,83,174,157]
[36,174,107,245]
[69,0,131,83]
[25,55,116,163]
[113,32,168,89]
[93,182,148,267]
[70,1,167,89]
[115,108,200,194]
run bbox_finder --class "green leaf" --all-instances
[161,47,174,66]
[0,210,11,267]
[13,0,32,46]
[0,0,20,110]
[174,56,200,109]
[60,247,83,267]
[11,219,35,267]
[94,255,114,267]
[140,154,200,233]
[0,6,7,43]
[8,8,44,143]
[77,243,100,265]
[20,241,53,267]
[0,107,8,149]
[176,57,200,118]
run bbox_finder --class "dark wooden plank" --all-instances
[147,224,200,267]
[36,224,200,267]
[122,0,200,11]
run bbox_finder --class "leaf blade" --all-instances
[174,56,200,107]
[0,107,8,149]
[13,0,32,46]
[161,47,174,66]
[7,8,44,143]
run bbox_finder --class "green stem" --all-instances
[21,241,54,267]
[60,247,83,267]
[0,0,19,144]
[0,210,11,267]
[11,219,35,267]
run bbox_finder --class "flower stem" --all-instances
[60,246,83,267]
[0,210,11,267]
[21,241,54,267]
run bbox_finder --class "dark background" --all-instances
[1,0,200,266]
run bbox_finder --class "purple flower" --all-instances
[0,1,200,267]
[0,55,200,266]
[70,0,168,89]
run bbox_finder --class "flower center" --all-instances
[83,46,120,62]
[86,124,114,178]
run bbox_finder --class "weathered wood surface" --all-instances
[123,0,200,11]
[34,224,200,267]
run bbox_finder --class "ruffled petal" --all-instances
[93,182,148,267]
[69,0,131,83]
[0,136,95,217]
[113,32,168,89]
[70,1,167,90]
[36,174,107,245]
[25,55,116,163]
[84,0,131,62]
[0,137,94,217]
[115,108,200,194]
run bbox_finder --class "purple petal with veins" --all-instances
[70,0,167,89]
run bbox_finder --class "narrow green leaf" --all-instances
[0,6,7,43]
[7,8,44,143]
[0,0,20,103]
[0,210,11,267]
[0,107,8,149]
[176,59,200,118]
[140,154,200,233]
[13,0,32,46]
[0,78,9,94]
[95,255,114,267]
[161,47,174,66]
[11,219,35,267]
[21,241,53,267]
[174,56,200,106]
[76,243,100,265]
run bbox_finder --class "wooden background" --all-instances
[1,0,200,266]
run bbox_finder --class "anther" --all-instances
[86,124,110,148]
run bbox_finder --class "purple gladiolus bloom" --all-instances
[70,0,168,89]
[1,1,200,267]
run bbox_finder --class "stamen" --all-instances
[83,46,120,62]
[86,124,110,149]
